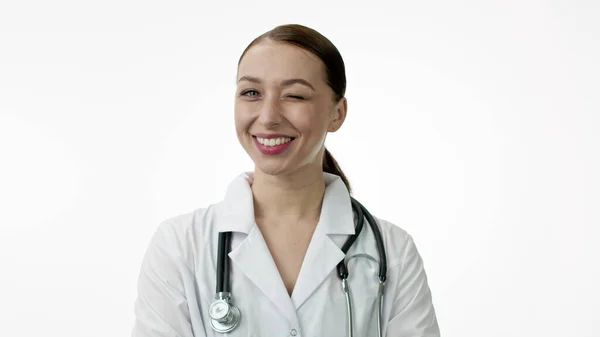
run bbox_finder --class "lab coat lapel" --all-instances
[229,225,298,324]
[215,172,297,323]
[291,173,356,309]
[216,171,356,319]
[291,225,346,309]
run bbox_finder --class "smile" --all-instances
[252,136,295,155]
[255,136,293,147]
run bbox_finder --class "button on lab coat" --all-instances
[132,172,440,337]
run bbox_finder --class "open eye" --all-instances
[240,89,259,97]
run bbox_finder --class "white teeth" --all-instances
[256,137,293,147]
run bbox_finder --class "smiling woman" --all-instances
[132,24,440,337]
[234,24,352,193]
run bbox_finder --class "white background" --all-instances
[1,1,598,336]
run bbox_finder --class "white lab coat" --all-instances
[132,172,440,337]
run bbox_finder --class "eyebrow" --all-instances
[237,76,315,91]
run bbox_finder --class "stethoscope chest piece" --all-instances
[209,292,241,333]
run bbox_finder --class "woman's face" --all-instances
[235,40,347,177]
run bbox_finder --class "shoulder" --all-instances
[371,215,420,270]
[375,216,440,334]
[148,204,219,271]
[158,206,212,238]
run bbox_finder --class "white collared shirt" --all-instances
[132,172,440,337]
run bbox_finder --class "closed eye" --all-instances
[239,90,305,100]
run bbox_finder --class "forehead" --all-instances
[237,41,325,84]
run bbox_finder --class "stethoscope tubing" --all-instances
[213,197,388,336]
[348,197,387,282]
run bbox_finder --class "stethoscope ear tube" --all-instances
[338,197,388,283]
[337,198,364,279]
[341,278,354,337]
[353,198,387,282]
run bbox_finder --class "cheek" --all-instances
[289,107,329,136]
[234,106,251,130]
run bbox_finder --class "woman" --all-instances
[132,24,440,337]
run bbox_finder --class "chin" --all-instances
[254,162,291,176]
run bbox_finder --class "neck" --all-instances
[251,166,325,224]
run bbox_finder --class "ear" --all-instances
[328,97,348,133]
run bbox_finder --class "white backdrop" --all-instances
[0,1,598,336]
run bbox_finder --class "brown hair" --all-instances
[237,24,352,194]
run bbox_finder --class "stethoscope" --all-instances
[209,197,388,337]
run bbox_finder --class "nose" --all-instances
[256,96,284,127]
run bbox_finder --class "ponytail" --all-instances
[322,147,352,194]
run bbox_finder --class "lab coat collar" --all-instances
[215,171,356,236]
[217,171,356,321]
